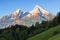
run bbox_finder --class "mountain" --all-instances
[0,5,54,29]
[11,9,20,19]
[22,5,53,20]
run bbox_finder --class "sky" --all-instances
[0,0,60,19]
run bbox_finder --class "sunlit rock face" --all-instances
[22,5,53,20]
[32,5,54,20]
[11,9,20,19]
[22,5,41,19]
[0,5,54,29]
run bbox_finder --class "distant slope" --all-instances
[27,25,60,40]
[48,34,60,40]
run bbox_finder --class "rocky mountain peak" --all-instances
[11,9,20,19]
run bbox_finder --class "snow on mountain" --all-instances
[22,5,53,21]
[0,5,54,29]
[29,5,53,20]
[11,9,20,19]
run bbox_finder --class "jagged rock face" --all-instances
[22,12,39,19]
[22,5,53,20]
[31,5,53,20]
[11,9,20,19]
[0,5,54,29]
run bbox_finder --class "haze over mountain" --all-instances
[0,5,54,29]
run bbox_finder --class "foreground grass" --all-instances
[27,25,60,40]
[48,33,60,40]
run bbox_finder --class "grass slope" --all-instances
[48,33,60,40]
[27,25,60,40]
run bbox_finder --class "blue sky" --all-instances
[0,0,60,18]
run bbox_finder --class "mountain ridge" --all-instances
[0,5,54,29]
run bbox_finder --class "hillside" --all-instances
[27,25,60,40]
[48,34,60,40]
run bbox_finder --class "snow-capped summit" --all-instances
[0,5,54,29]
[33,5,49,14]
[30,5,53,20]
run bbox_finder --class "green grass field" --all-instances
[27,25,60,40]
[48,34,60,40]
